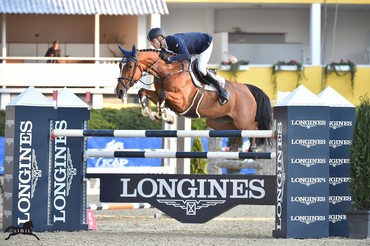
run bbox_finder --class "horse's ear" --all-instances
[132,44,137,57]
[118,45,129,56]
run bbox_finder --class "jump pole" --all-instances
[52,129,275,138]
[84,150,277,159]
[87,203,152,210]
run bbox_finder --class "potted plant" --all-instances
[237,59,250,71]
[272,59,303,72]
[220,58,250,81]
[324,59,357,92]
[220,58,236,71]
[347,95,370,239]
[271,59,304,93]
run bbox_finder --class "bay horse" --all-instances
[115,45,272,148]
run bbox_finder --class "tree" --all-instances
[190,137,207,174]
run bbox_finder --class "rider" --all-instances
[147,27,230,106]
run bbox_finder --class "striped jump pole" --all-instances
[52,129,275,138]
[87,203,152,210]
[84,150,276,160]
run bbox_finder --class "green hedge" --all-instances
[89,107,207,130]
[88,107,162,130]
[0,108,208,136]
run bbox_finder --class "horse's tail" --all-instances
[246,84,273,146]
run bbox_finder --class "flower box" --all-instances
[220,65,231,71]
[274,65,299,71]
[238,65,249,71]
[327,65,351,72]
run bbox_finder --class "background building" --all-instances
[0,0,369,108]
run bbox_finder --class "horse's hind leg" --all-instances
[229,137,242,152]
[248,139,257,152]
[248,121,262,152]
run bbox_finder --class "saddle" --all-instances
[178,59,225,119]
[189,59,224,91]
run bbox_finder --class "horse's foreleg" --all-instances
[138,89,161,121]
[158,91,174,124]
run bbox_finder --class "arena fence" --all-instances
[3,86,354,239]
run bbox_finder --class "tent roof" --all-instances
[0,0,168,15]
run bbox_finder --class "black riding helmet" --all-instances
[147,27,166,41]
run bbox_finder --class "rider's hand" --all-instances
[160,49,171,63]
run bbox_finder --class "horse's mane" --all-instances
[137,48,176,58]
[138,48,160,53]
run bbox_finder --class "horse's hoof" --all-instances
[166,116,174,124]
[141,109,149,116]
[149,113,158,121]
[154,114,162,121]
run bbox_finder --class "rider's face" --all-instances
[150,37,165,49]
[150,38,160,49]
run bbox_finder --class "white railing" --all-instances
[1,56,121,63]
[0,56,152,109]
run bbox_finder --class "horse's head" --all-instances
[115,44,143,99]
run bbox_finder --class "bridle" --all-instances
[117,50,188,90]
[117,57,143,91]
[117,53,162,90]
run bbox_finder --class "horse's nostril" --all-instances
[117,89,124,99]
[115,89,122,99]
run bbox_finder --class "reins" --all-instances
[118,49,190,89]
[160,61,189,81]
[139,49,190,82]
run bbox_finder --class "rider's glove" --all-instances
[160,49,171,63]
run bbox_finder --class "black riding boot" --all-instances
[204,71,230,106]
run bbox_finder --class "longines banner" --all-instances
[3,87,56,231]
[328,106,355,237]
[4,87,90,232]
[86,173,276,223]
[52,102,90,231]
[273,105,330,238]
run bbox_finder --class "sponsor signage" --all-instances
[87,137,162,168]
[327,107,355,236]
[86,173,276,223]
[317,87,356,237]
[3,87,56,231]
[273,105,330,238]
[51,90,90,230]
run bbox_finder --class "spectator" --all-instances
[45,40,61,63]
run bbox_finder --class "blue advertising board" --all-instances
[1,136,253,174]
[87,137,163,168]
